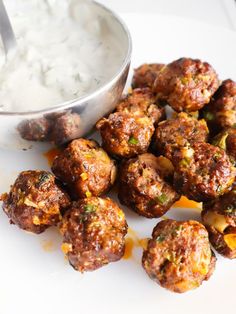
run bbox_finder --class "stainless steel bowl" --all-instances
[0,1,132,149]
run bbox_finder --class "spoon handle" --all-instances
[0,0,17,55]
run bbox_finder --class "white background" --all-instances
[99,0,236,30]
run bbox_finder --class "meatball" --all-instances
[153,112,209,160]
[202,187,236,259]
[132,63,165,89]
[50,112,81,145]
[116,88,165,125]
[52,138,117,199]
[60,197,128,272]
[96,112,155,159]
[118,154,180,218]
[202,79,236,132]
[154,58,219,112]
[173,142,236,202]
[212,127,236,163]
[142,219,216,293]
[17,117,51,142]
[1,171,70,234]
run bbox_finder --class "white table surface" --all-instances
[99,0,236,31]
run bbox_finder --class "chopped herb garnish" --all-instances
[213,152,222,161]
[179,158,190,167]
[84,204,96,213]
[212,132,228,151]
[156,193,169,205]
[216,185,223,193]
[156,234,166,242]
[203,111,215,121]
[224,204,236,214]
[36,172,52,188]
[172,225,183,236]
[128,136,139,145]
[79,204,96,223]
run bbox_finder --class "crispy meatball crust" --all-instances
[118,154,180,218]
[173,142,236,202]
[18,117,51,142]
[60,197,128,272]
[142,219,216,293]
[154,58,219,112]
[212,127,236,163]
[52,138,117,199]
[202,187,236,259]
[96,112,155,159]
[1,171,70,234]
[132,63,165,89]
[50,112,81,145]
[153,112,209,160]
[202,79,236,131]
[116,88,165,125]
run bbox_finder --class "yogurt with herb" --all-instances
[0,0,123,112]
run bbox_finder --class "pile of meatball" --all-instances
[1,57,236,294]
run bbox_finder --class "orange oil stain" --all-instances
[41,240,55,252]
[123,237,135,260]
[43,147,61,166]
[173,196,202,209]
[123,227,148,260]
[137,238,148,250]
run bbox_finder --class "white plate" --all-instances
[0,13,236,314]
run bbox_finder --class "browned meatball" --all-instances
[118,154,180,218]
[202,79,236,132]
[116,88,165,125]
[60,197,128,272]
[202,187,236,259]
[96,112,155,158]
[132,63,165,89]
[50,112,81,145]
[142,219,216,293]
[1,171,70,234]
[52,138,117,199]
[212,127,236,163]
[154,58,219,112]
[173,142,236,202]
[153,112,209,160]
[17,117,51,142]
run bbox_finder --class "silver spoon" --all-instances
[0,0,17,56]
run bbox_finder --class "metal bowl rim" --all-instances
[0,0,132,117]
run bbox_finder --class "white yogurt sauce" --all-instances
[0,0,123,112]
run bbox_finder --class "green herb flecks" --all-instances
[224,204,236,214]
[156,234,166,243]
[84,204,96,213]
[36,172,52,188]
[128,136,139,145]
[79,204,96,223]
[156,193,169,205]
[203,111,215,121]
[212,132,228,151]
[179,158,190,167]
[213,152,222,161]
[216,185,223,193]
[172,225,183,237]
